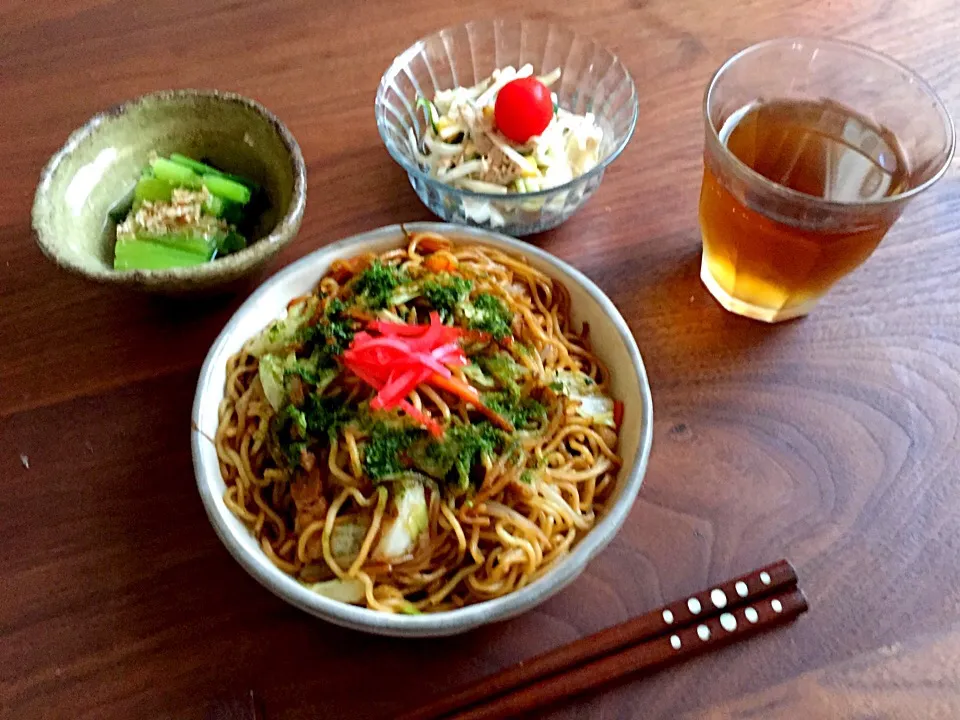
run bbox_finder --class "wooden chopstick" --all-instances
[398,559,799,720]
[445,586,808,720]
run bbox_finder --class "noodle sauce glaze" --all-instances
[216,230,624,613]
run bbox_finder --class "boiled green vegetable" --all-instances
[113,239,209,271]
[112,153,259,271]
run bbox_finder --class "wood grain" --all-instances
[685,624,960,719]
[1,0,959,718]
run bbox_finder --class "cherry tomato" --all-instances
[494,77,553,144]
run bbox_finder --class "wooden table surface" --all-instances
[3,0,959,718]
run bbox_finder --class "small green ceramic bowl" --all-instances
[32,89,307,292]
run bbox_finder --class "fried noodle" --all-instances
[216,231,622,613]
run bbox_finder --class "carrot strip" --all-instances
[345,307,377,323]
[426,373,514,432]
[613,400,624,429]
[286,294,312,311]
[398,400,444,437]
[329,253,374,283]
[475,403,516,433]
[412,231,452,252]
[426,372,480,403]
[425,254,457,273]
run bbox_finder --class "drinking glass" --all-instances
[699,38,955,322]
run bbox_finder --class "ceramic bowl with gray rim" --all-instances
[191,222,653,637]
[31,89,306,293]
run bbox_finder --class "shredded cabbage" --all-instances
[373,480,428,561]
[330,519,371,568]
[246,297,319,358]
[305,578,365,604]
[258,354,286,411]
[551,369,616,428]
[257,350,337,413]
[410,65,603,196]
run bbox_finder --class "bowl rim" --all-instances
[31,88,307,286]
[191,221,654,636]
[703,36,957,210]
[374,18,639,201]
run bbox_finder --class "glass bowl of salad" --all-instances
[375,20,638,237]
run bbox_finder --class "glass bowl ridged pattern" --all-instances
[375,19,638,236]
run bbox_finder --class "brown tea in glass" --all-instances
[700,39,954,322]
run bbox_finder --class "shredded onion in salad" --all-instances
[411,65,603,194]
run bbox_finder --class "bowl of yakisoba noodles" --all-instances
[192,222,652,637]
